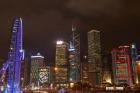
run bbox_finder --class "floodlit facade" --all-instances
[87,30,102,86]
[30,53,44,87]
[112,45,133,86]
[55,40,68,85]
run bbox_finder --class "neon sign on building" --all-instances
[112,45,133,86]
[39,68,50,83]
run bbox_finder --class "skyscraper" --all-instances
[69,42,78,83]
[87,30,102,87]
[55,40,68,86]
[131,44,137,84]
[111,45,133,86]
[68,24,81,83]
[30,53,44,87]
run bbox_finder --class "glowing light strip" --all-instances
[31,56,44,58]
[57,40,64,44]
[20,18,23,51]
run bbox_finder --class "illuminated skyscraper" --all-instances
[55,40,68,85]
[73,25,81,82]
[68,24,81,83]
[87,30,102,86]
[131,44,137,84]
[112,45,133,86]
[30,53,44,87]
[68,42,78,83]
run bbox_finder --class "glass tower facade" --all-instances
[87,30,102,87]
[72,25,81,82]
[69,42,78,83]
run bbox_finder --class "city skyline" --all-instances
[0,17,140,92]
[0,0,140,61]
[0,1,140,92]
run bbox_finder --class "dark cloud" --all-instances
[66,0,123,18]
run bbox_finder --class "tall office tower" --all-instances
[72,25,81,82]
[112,45,134,86]
[55,40,68,86]
[30,53,44,87]
[131,44,137,84]
[87,30,102,87]
[69,41,78,83]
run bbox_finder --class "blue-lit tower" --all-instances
[131,43,137,84]
[5,17,23,93]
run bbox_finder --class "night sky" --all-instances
[0,0,140,63]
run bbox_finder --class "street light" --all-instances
[138,62,140,66]
[54,67,58,71]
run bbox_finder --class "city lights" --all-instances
[31,53,44,58]
[56,40,64,45]
[70,83,74,88]
[54,67,58,71]
[0,15,140,93]
[106,78,112,84]
[137,61,140,66]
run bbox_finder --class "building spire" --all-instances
[72,23,76,32]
